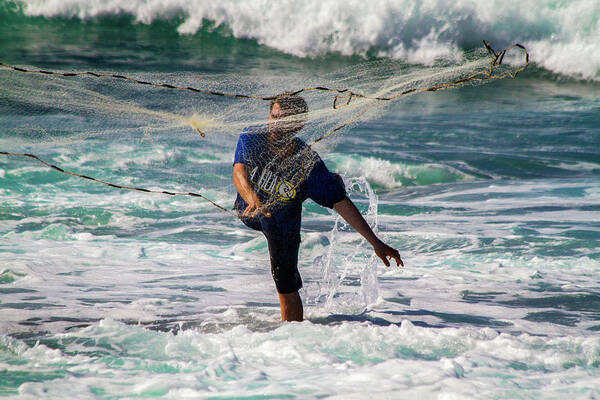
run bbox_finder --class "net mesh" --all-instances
[0,41,528,216]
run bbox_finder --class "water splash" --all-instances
[310,176,380,314]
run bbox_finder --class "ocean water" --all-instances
[1,1,599,399]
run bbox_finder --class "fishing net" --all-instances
[0,41,528,217]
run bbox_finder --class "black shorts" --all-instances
[264,231,302,294]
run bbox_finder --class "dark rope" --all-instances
[0,41,528,109]
[0,151,236,216]
[0,61,386,105]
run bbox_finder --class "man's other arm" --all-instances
[233,163,271,218]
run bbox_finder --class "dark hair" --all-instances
[270,94,308,115]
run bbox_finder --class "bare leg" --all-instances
[278,291,303,322]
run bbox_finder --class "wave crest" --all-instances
[18,0,600,81]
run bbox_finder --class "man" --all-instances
[233,94,402,322]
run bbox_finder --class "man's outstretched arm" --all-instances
[333,196,403,267]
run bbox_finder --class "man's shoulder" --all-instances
[237,125,266,146]
[293,137,312,153]
[235,126,267,165]
[294,138,321,164]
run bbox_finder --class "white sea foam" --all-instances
[6,319,600,399]
[19,0,600,80]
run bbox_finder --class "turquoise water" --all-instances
[1,1,600,398]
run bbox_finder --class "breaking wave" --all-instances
[13,0,600,81]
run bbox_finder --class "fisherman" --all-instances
[233,94,402,322]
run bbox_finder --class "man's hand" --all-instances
[242,195,271,218]
[373,240,403,267]
[334,197,403,268]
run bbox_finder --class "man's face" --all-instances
[268,102,305,143]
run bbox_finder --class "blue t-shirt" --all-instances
[233,126,346,233]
